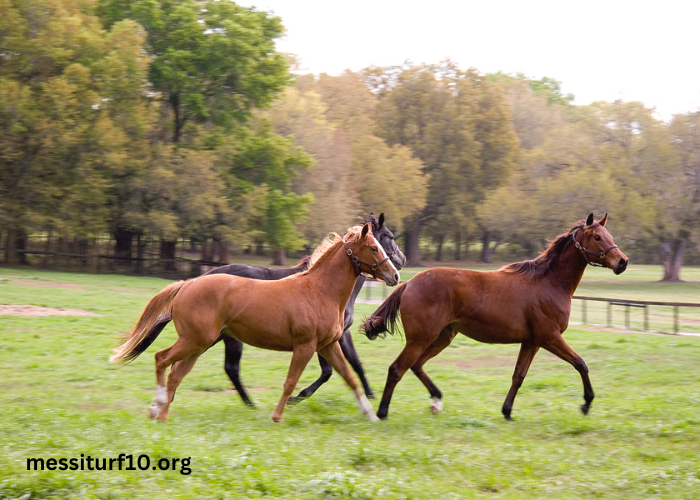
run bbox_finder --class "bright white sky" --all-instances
[240,0,700,121]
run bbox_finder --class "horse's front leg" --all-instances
[318,341,378,421]
[542,335,594,415]
[271,343,316,422]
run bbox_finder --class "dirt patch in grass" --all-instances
[10,280,88,290]
[0,304,101,317]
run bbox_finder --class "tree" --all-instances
[97,0,293,264]
[219,119,314,264]
[97,0,289,144]
[264,86,359,246]
[369,62,518,264]
[0,1,151,264]
[315,71,427,232]
[658,112,700,280]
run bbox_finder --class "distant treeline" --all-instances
[1,1,698,279]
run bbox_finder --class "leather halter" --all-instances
[571,228,618,267]
[343,241,389,278]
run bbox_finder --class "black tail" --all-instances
[361,282,407,340]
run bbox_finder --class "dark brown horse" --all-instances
[112,224,400,422]
[362,214,628,420]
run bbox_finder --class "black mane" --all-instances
[501,221,586,280]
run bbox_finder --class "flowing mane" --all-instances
[306,225,365,270]
[501,220,586,279]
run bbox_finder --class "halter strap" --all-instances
[571,228,618,267]
[343,241,389,278]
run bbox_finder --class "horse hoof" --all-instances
[271,414,283,423]
[431,398,443,414]
[366,392,375,400]
[287,395,303,406]
[581,404,590,415]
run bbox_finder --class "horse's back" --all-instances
[400,267,562,343]
[173,273,326,351]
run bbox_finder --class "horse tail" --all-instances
[361,282,407,340]
[110,280,185,364]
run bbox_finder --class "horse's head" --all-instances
[344,223,400,286]
[572,213,628,275]
[367,212,407,270]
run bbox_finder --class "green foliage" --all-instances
[96,0,290,142]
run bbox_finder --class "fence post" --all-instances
[674,306,679,334]
[581,299,587,325]
[644,306,648,332]
[607,302,612,327]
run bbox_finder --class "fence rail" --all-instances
[573,296,700,335]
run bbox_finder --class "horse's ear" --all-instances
[599,213,608,227]
[586,213,594,226]
[361,222,371,238]
[378,212,385,229]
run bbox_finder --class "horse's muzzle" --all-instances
[383,272,400,286]
[614,258,628,275]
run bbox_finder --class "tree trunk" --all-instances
[480,230,493,263]
[272,249,287,266]
[5,228,28,265]
[660,236,687,282]
[435,234,445,261]
[404,217,422,267]
[135,233,145,274]
[160,240,177,272]
[454,233,462,261]
[113,228,134,268]
[13,228,29,265]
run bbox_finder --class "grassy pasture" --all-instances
[1,266,699,499]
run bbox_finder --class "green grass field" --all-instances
[1,266,699,499]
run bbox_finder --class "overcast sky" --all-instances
[240,0,700,121]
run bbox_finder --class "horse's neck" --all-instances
[306,243,359,305]
[548,242,589,297]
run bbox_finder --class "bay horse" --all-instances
[362,214,628,420]
[111,223,400,422]
[143,213,405,406]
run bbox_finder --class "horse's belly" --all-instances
[224,320,295,351]
[455,318,530,344]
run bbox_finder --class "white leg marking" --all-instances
[431,397,443,414]
[149,385,168,418]
[357,394,379,422]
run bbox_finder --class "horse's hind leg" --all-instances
[156,352,202,420]
[152,332,210,420]
[271,343,316,423]
[542,335,594,415]
[410,326,457,414]
[502,342,539,420]
[222,334,254,407]
[318,342,378,421]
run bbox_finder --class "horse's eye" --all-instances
[594,235,601,241]
[371,246,378,252]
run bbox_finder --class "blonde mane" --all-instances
[307,225,365,270]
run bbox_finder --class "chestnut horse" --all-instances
[112,224,400,422]
[362,214,628,420]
